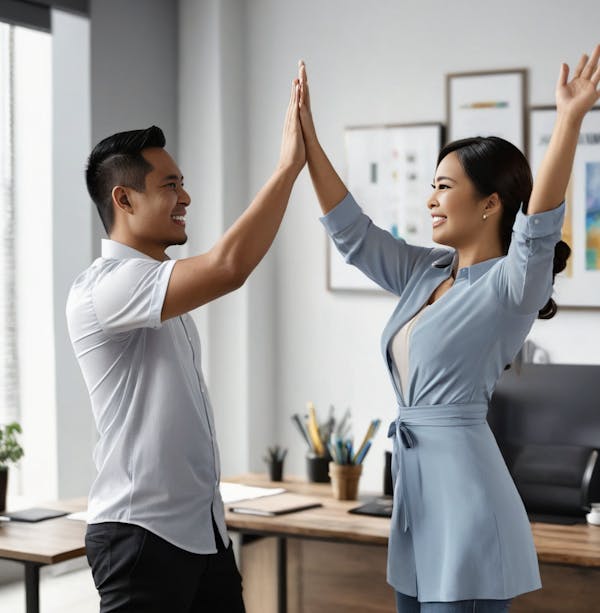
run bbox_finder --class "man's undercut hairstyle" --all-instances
[86,126,166,233]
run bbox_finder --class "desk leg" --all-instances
[277,537,287,613]
[24,562,41,613]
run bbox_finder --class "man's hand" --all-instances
[278,78,306,173]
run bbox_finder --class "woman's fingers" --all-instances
[298,60,312,110]
[581,44,600,80]
[298,60,306,108]
[557,63,569,89]
[573,53,588,79]
[299,59,307,84]
[591,63,600,87]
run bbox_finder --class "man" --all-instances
[67,79,304,612]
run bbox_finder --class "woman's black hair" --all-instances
[437,136,570,320]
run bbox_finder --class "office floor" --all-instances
[0,566,98,612]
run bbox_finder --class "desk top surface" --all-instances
[225,474,600,568]
[1,475,599,567]
[0,498,87,564]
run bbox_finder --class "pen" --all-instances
[307,402,325,456]
[356,441,372,464]
[292,413,313,450]
[327,441,338,463]
[353,419,381,464]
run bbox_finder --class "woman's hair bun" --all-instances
[538,240,572,320]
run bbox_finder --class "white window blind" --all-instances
[0,22,19,425]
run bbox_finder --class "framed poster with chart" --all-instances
[529,106,600,308]
[447,69,527,153]
[327,122,444,293]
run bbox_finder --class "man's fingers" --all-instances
[289,79,299,111]
[291,78,299,104]
[293,81,300,116]
[284,79,298,133]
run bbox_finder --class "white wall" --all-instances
[196,0,600,492]
[178,0,276,478]
[55,0,599,498]
[90,0,179,255]
[52,9,94,499]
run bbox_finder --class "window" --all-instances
[0,23,18,425]
[0,21,52,501]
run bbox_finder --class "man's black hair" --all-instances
[85,126,166,233]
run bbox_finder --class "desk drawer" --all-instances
[241,538,600,613]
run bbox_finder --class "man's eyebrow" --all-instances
[161,174,184,182]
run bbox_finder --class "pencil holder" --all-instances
[267,459,284,482]
[329,462,363,500]
[306,452,331,483]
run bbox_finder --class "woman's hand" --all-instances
[556,44,600,121]
[278,78,306,173]
[298,60,319,146]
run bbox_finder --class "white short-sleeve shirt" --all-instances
[66,239,229,553]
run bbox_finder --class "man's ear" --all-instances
[112,186,133,213]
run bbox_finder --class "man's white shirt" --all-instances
[66,239,229,553]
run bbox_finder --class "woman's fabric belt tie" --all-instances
[387,402,488,532]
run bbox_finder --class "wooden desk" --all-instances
[226,474,600,613]
[0,498,87,613]
[2,480,599,613]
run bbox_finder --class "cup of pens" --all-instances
[329,462,363,500]
[292,402,341,483]
[263,445,287,482]
[328,418,381,501]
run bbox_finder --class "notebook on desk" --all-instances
[4,507,69,522]
[349,496,393,518]
[229,493,322,517]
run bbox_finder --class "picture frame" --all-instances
[529,106,600,308]
[446,69,527,153]
[327,122,444,293]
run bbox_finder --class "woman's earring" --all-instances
[483,214,488,220]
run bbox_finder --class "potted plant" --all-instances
[0,422,24,512]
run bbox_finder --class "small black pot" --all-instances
[306,452,331,483]
[0,467,8,512]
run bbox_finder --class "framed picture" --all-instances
[529,106,600,308]
[447,69,527,153]
[327,122,444,293]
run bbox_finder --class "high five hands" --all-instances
[290,45,600,150]
[557,44,600,120]
[278,77,306,173]
[297,60,318,146]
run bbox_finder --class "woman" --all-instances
[296,45,599,613]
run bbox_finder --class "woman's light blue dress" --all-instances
[321,192,566,602]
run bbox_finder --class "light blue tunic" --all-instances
[321,192,565,602]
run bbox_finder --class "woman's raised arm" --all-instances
[297,60,348,214]
[528,44,600,215]
[296,61,445,297]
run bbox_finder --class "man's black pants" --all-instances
[85,521,245,612]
